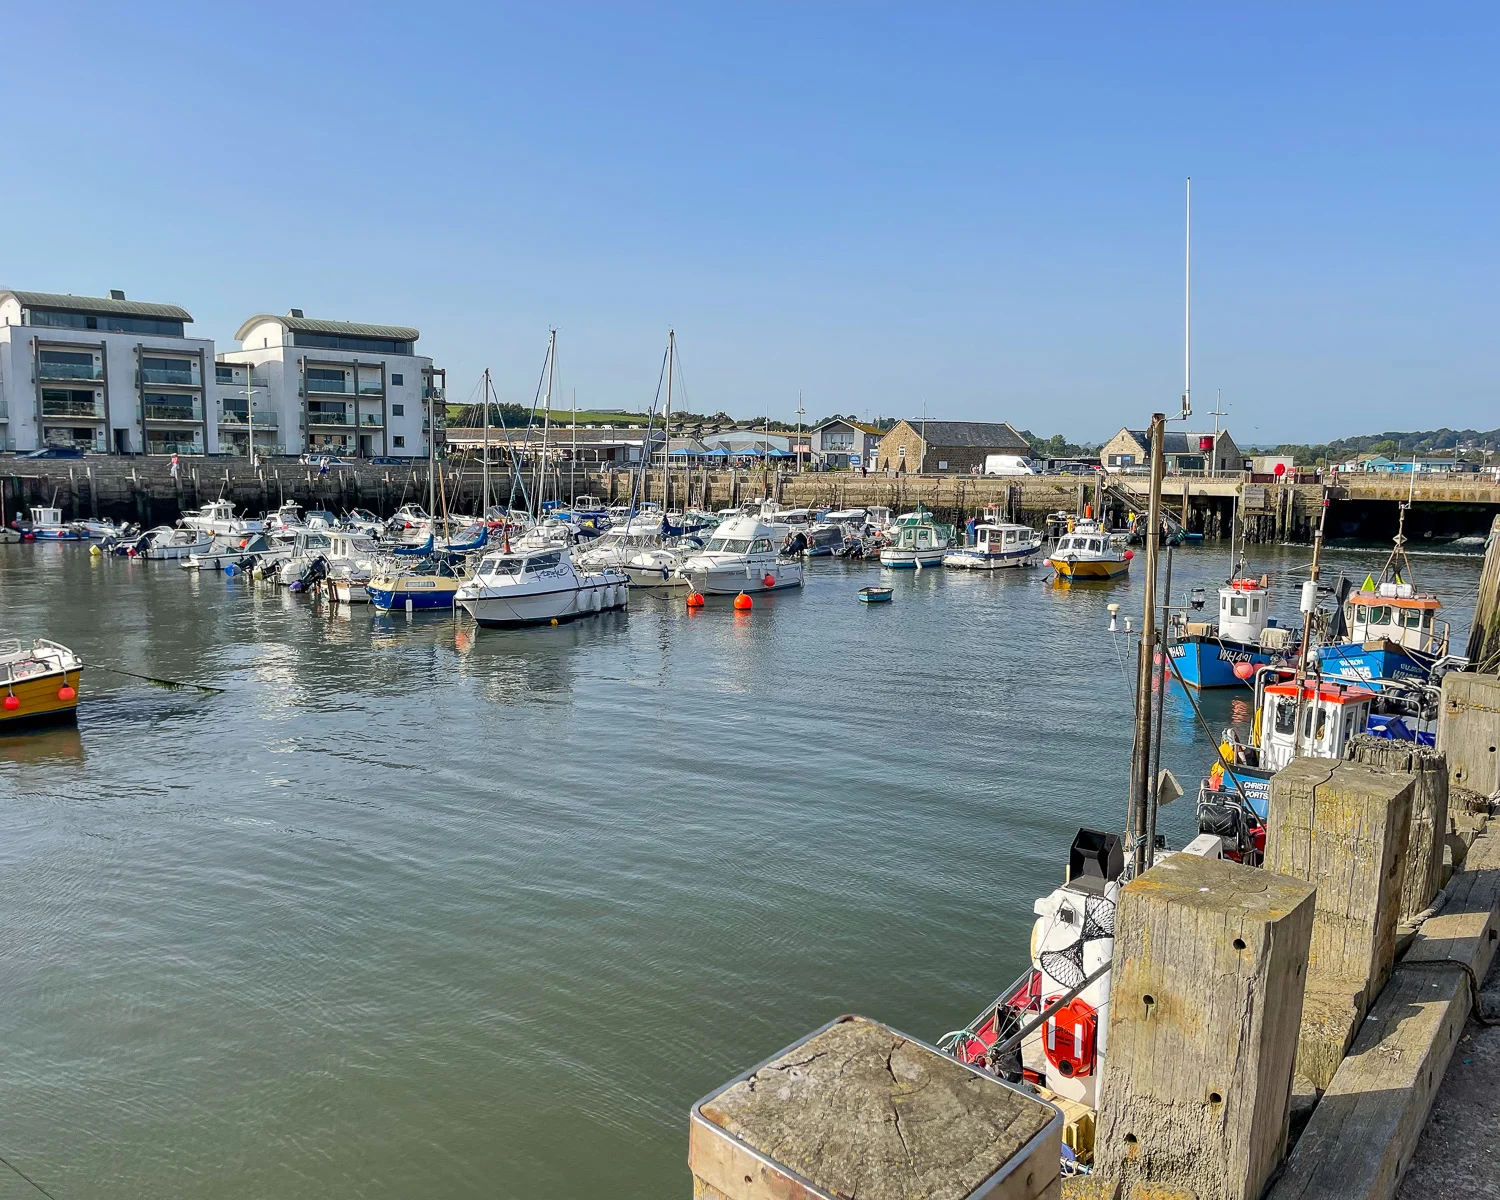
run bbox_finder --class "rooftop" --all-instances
[234,310,419,343]
[1,289,193,322]
[897,419,1030,450]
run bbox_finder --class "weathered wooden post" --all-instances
[690,1015,1062,1200]
[1344,735,1448,920]
[1264,759,1412,1089]
[1093,853,1316,1200]
[1438,671,1500,800]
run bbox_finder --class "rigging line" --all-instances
[0,1150,59,1200]
[626,345,671,519]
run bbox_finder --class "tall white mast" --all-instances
[1182,176,1192,420]
[536,330,556,517]
[482,368,491,515]
[663,329,675,513]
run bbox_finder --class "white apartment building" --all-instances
[220,311,444,458]
[0,289,217,454]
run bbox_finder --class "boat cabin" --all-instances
[476,548,569,580]
[1054,532,1108,556]
[1343,584,1443,653]
[30,506,64,526]
[1218,579,1272,643]
[1258,679,1376,772]
[974,523,1036,553]
[893,522,941,553]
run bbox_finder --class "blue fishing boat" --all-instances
[1316,581,1448,689]
[367,555,476,611]
[1168,578,1295,688]
[857,586,893,604]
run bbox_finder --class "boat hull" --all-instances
[0,666,82,728]
[677,561,804,594]
[1169,635,1286,689]
[33,528,84,541]
[879,548,946,568]
[332,580,369,604]
[1316,642,1435,688]
[458,579,628,627]
[367,578,465,610]
[1047,556,1129,579]
[145,540,211,560]
[942,545,1040,570]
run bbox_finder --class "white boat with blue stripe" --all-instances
[942,523,1042,570]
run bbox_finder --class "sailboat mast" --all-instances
[1183,177,1192,418]
[427,369,436,519]
[663,329,675,514]
[536,330,556,518]
[482,368,491,516]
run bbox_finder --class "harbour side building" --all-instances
[0,288,217,455]
[219,310,445,458]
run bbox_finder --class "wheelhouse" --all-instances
[1343,585,1443,652]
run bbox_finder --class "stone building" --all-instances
[873,419,1030,474]
[1099,426,1241,474]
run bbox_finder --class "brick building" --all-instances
[873,419,1030,474]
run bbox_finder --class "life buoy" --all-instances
[1043,997,1098,1078]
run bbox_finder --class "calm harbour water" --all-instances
[0,538,1483,1198]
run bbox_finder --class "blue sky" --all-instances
[3,4,1495,443]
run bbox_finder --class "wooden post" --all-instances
[1094,853,1316,1200]
[690,1015,1062,1200]
[1345,735,1449,921]
[1263,759,1413,1088]
[1462,515,1500,670]
[1438,671,1500,800]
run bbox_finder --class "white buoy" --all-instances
[1107,602,1121,632]
[405,597,414,614]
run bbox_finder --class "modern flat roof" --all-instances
[2,289,193,321]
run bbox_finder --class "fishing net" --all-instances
[1040,939,1086,990]
[1082,894,1116,941]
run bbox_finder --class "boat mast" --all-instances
[482,368,491,516]
[1127,411,1168,878]
[663,328,674,514]
[1291,489,1331,757]
[1183,177,1192,422]
[427,368,437,521]
[570,388,577,506]
[536,329,556,518]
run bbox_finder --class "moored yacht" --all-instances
[183,499,263,536]
[1045,519,1130,581]
[942,523,1042,570]
[674,514,803,594]
[141,525,213,560]
[455,547,629,626]
[878,510,954,569]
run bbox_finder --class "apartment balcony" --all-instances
[41,398,107,419]
[307,410,352,427]
[38,361,103,382]
[0,400,8,420]
[144,403,204,423]
[306,378,355,395]
[146,439,203,455]
[359,414,384,427]
[141,366,201,388]
[423,385,445,400]
[218,408,278,427]
[358,383,384,396]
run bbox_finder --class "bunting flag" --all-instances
[1362,573,1377,592]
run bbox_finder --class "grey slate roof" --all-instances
[1127,429,1219,455]
[903,420,1030,451]
[234,313,419,342]
[2,289,193,321]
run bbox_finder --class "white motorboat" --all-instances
[275,529,337,585]
[341,508,386,537]
[674,514,804,594]
[264,501,307,534]
[183,499,264,536]
[878,510,955,569]
[76,518,127,539]
[184,532,276,571]
[455,547,629,627]
[28,506,86,541]
[1046,519,1131,581]
[324,531,384,603]
[574,519,669,572]
[141,525,213,560]
[943,523,1042,570]
[391,503,433,535]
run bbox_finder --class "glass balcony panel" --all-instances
[307,378,354,394]
[141,366,201,386]
[145,403,204,422]
[307,410,351,426]
[38,361,103,381]
[41,399,107,418]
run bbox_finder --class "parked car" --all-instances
[367,456,406,466]
[300,454,355,468]
[19,446,85,459]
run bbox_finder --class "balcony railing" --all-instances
[359,383,384,395]
[38,361,103,381]
[307,410,351,426]
[145,404,204,423]
[360,415,384,427]
[146,440,203,455]
[42,400,106,419]
[218,409,279,427]
[423,385,445,400]
[307,378,354,395]
[216,375,271,390]
[140,366,202,387]
[0,401,8,419]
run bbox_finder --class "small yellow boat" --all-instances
[1,639,83,728]
[1046,521,1131,581]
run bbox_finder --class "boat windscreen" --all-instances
[705,538,752,553]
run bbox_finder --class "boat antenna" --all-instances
[663,329,675,515]
[1291,487,1331,757]
[481,368,492,517]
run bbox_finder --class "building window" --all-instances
[393,436,406,448]
[898,446,906,457]
[391,373,403,385]
[29,309,185,337]
[937,460,948,470]
[216,365,234,383]
[293,332,412,355]
[392,403,404,416]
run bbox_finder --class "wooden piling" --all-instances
[1344,735,1449,921]
[1437,671,1500,801]
[1264,759,1413,1089]
[1093,853,1316,1200]
[690,1015,1062,1200]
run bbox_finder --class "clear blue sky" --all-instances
[4,4,1495,443]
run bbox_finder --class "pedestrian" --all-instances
[319,460,329,478]
[169,453,181,484]
[966,516,978,545]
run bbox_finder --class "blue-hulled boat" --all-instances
[367,555,476,611]
[1316,581,1449,689]
[1168,577,1296,688]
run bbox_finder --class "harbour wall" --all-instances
[5,457,1500,542]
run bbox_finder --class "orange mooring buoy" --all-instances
[733,592,753,611]
[686,591,705,608]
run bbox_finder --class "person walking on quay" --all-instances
[169,453,182,485]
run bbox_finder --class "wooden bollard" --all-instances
[1093,854,1316,1200]
[1438,671,1500,801]
[1264,759,1412,1089]
[690,1015,1061,1200]
[1345,735,1449,921]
